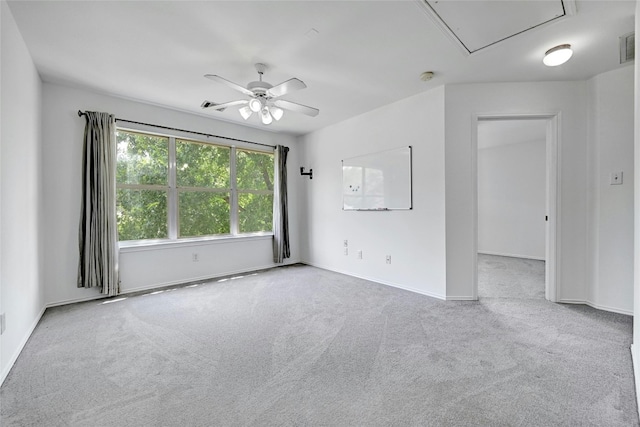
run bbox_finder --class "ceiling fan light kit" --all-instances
[202,63,319,125]
[270,106,284,121]
[261,108,273,125]
[239,106,252,120]
[249,98,263,113]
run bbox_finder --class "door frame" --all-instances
[472,113,560,302]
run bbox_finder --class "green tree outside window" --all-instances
[115,130,274,242]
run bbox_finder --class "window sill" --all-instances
[119,233,273,253]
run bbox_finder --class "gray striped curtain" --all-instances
[272,145,290,263]
[77,111,119,296]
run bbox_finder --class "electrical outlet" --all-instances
[0,313,5,335]
[386,255,391,264]
[344,248,348,256]
[192,253,199,262]
[357,250,363,259]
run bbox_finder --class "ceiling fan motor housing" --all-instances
[247,80,273,97]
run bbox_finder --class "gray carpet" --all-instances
[1,263,637,426]
[478,254,546,300]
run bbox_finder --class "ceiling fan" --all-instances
[201,63,319,125]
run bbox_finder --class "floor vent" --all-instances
[620,32,635,64]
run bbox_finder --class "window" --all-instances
[115,129,274,243]
[116,131,169,240]
[236,149,274,233]
[176,140,231,237]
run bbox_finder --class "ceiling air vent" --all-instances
[620,32,635,64]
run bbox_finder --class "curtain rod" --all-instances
[77,110,276,149]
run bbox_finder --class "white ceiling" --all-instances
[425,0,567,53]
[7,0,636,136]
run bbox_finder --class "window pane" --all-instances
[116,131,168,185]
[179,191,230,237]
[176,140,230,188]
[238,193,273,233]
[116,189,168,241]
[236,149,274,191]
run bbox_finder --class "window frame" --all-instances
[115,125,275,248]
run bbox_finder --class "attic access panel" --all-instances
[424,0,568,54]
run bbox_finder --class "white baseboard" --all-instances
[585,300,633,316]
[632,344,640,422]
[303,261,447,301]
[46,292,108,308]
[557,298,633,316]
[478,251,545,261]
[446,295,478,301]
[0,305,47,387]
[121,263,280,295]
[46,260,302,307]
[281,269,631,314]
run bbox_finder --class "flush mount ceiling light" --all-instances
[201,63,319,125]
[543,44,573,66]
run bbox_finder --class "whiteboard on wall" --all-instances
[342,146,413,211]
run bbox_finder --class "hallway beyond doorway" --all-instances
[478,253,545,300]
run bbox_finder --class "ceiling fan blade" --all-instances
[204,74,254,96]
[273,99,319,117]
[201,99,248,112]
[267,78,307,98]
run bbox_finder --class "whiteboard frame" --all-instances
[341,146,413,211]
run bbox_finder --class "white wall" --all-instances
[587,65,635,314]
[444,82,589,301]
[42,83,301,306]
[478,138,546,260]
[299,78,633,310]
[299,86,447,299]
[0,0,45,383]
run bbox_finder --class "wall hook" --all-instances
[300,167,313,179]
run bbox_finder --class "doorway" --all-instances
[473,115,558,302]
